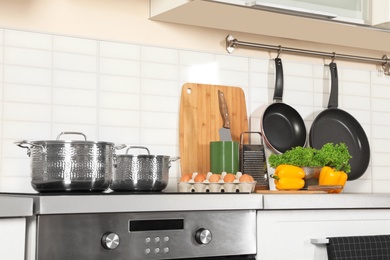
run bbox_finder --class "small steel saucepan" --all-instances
[111,146,179,192]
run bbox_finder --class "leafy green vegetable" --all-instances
[268,143,352,173]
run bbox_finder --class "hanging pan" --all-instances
[309,62,370,181]
[261,57,307,154]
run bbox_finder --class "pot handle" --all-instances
[14,140,47,157]
[56,132,87,141]
[168,156,180,168]
[114,144,127,150]
[126,146,150,155]
[169,156,180,163]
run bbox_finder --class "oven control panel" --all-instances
[36,210,256,259]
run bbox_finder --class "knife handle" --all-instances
[218,90,230,128]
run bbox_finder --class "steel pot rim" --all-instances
[15,131,115,146]
[27,140,115,145]
[115,145,180,161]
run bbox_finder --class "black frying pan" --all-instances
[261,58,307,154]
[309,62,370,181]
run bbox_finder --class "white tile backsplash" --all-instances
[141,46,178,64]
[4,83,51,103]
[53,70,97,90]
[100,41,140,60]
[372,125,390,139]
[343,81,370,96]
[0,45,3,64]
[1,27,390,193]
[100,75,140,93]
[2,121,51,140]
[180,62,219,84]
[342,67,370,83]
[179,50,214,66]
[140,111,178,130]
[98,109,140,127]
[371,84,390,99]
[4,65,51,85]
[53,35,97,55]
[141,79,179,97]
[215,54,248,71]
[141,95,179,113]
[372,111,390,126]
[141,62,179,80]
[98,126,140,144]
[4,30,51,49]
[99,92,140,110]
[4,46,52,67]
[4,103,51,121]
[217,70,248,87]
[52,106,96,124]
[2,158,30,176]
[283,61,314,77]
[53,88,97,107]
[100,57,140,77]
[54,52,97,72]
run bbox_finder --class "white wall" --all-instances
[0,1,389,193]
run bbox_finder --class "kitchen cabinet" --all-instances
[0,218,28,260]
[0,196,33,260]
[217,0,370,25]
[150,0,390,52]
[371,0,390,29]
[257,194,390,260]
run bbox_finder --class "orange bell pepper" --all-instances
[319,166,348,193]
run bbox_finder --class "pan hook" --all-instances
[331,52,337,63]
[276,45,282,58]
[382,55,390,76]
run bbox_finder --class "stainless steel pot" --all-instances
[111,146,179,192]
[15,132,115,192]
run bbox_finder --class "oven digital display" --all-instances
[129,219,184,232]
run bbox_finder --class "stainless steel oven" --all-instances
[17,192,260,260]
[36,210,256,259]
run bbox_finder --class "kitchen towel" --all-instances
[327,234,390,260]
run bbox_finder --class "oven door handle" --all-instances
[310,238,329,245]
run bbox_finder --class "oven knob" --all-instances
[195,228,212,245]
[101,232,120,250]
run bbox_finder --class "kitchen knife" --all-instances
[218,89,232,141]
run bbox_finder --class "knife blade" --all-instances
[218,89,232,141]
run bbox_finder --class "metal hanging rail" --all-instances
[226,35,390,75]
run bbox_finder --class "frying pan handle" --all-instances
[273,58,284,102]
[328,62,338,109]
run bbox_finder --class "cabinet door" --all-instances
[257,209,390,260]
[0,218,26,260]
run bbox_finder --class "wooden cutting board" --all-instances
[179,83,248,175]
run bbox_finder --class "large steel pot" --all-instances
[111,146,179,192]
[15,132,115,192]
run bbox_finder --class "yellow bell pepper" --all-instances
[319,166,348,193]
[271,165,305,190]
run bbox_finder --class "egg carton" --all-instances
[178,172,256,193]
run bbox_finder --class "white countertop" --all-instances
[262,193,390,210]
[28,193,263,214]
[3,192,390,215]
[0,196,33,217]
